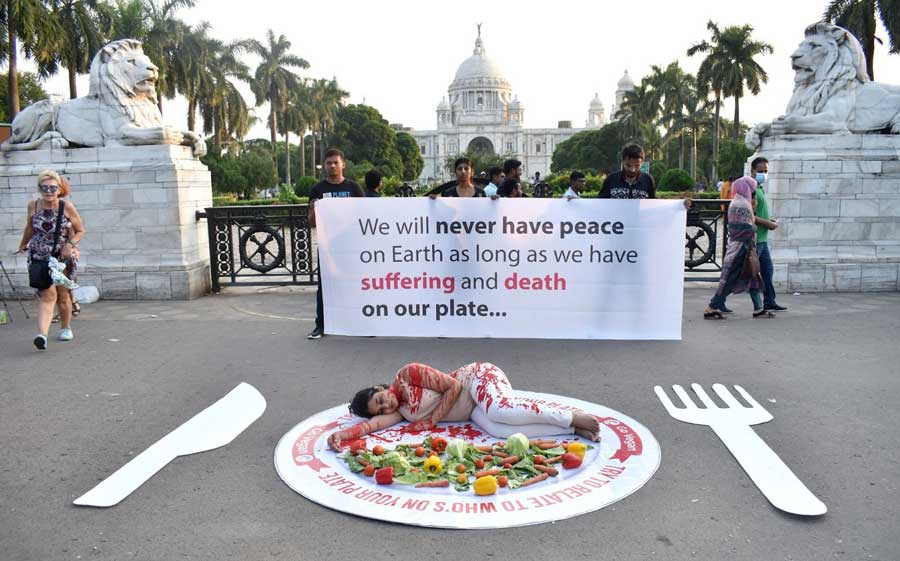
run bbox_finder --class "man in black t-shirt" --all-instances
[599,143,656,199]
[364,170,382,197]
[308,148,364,339]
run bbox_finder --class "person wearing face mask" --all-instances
[750,157,786,312]
[18,170,85,349]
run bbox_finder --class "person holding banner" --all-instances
[327,362,601,451]
[307,149,365,340]
[433,157,486,198]
[704,176,774,320]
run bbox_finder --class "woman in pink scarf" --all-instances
[703,176,774,319]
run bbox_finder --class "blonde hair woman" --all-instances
[18,170,85,349]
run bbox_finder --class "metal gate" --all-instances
[197,205,317,292]
[684,199,729,281]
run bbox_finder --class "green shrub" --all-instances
[658,168,694,191]
[213,194,238,206]
[649,161,668,181]
[381,176,402,197]
[294,176,318,197]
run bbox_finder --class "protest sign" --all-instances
[316,198,685,339]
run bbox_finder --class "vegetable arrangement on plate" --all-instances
[338,432,594,495]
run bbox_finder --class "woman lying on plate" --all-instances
[327,362,600,450]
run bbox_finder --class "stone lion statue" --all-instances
[746,22,900,150]
[2,39,205,156]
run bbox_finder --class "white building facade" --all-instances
[407,28,633,184]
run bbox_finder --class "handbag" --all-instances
[28,201,66,290]
[740,243,761,279]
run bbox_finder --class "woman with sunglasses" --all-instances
[18,170,85,349]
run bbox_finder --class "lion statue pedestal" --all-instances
[0,39,211,299]
[747,23,900,293]
[753,134,900,292]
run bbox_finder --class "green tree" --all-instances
[0,70,47,120]
[395,131,424,181]
[717,138,754,180]
[443,150,508,177]
[551,121,626,175]
[689,21,772,142]
[648,61,695,170]
[2,0,62,119]
[247,29,309,149]
[49,0,114,98]
[825,0,900,80]
[139,0,196,114]
[308,77,348,170]
[330,104,404,177]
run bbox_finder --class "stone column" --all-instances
[755,134,900,292]
[0,145,212,299]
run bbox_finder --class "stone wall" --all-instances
[756,134,900,292]
[0,145,211,299]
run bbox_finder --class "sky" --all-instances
[25,0,900,140]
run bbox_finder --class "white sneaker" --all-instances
[33,334,47,350]
[58,328,74,341]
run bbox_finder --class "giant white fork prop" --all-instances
[654,383,826,516]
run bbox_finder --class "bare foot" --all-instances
[571,412,600,441]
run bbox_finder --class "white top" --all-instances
[564,187,581,199]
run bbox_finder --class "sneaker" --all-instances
[58,328,74,341]
[307,326,324,340]
[764,304,789,311]
[33,334,47,350]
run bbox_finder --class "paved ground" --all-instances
[1,286,899,561]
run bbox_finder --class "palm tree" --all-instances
[248,30,309,153]
[616,81,660,149]
[649,62,695,170]
[682,95,712,180]
[688,21,772,171]
[688,21,728,182]
[308,77,348,171]
[2,0,61,118]
[49,0,114,98]
[825,0,900,80]
[140,0,195,113]
[278,88,310,186]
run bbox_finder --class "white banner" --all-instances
[316,198,685,339]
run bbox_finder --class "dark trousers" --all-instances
[757,242,777,307]
[315,255,324,329]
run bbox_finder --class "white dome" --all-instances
[437,97,450,110]
[590,93,604,109]
[617,70,635,90]
[509,96,522,109]
[449,28,511,91]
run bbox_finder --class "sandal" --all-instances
[753,310,776,318]
[703,310,726,320]
[72,301,81,317]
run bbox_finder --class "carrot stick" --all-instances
[474,468,501,479]
[537,442,561,450]
[521,472,550,487]
[529,439,556,446]
[492,451,509,458]
[534,464,559,476]
[499,456,520,466]
[415,479,450,488]
[546,455,564,464]
[356,457,370,466]
[474,445,493,453]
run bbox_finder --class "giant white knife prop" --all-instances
[74,382,266,507]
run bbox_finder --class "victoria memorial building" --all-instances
[402,27,635,184]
